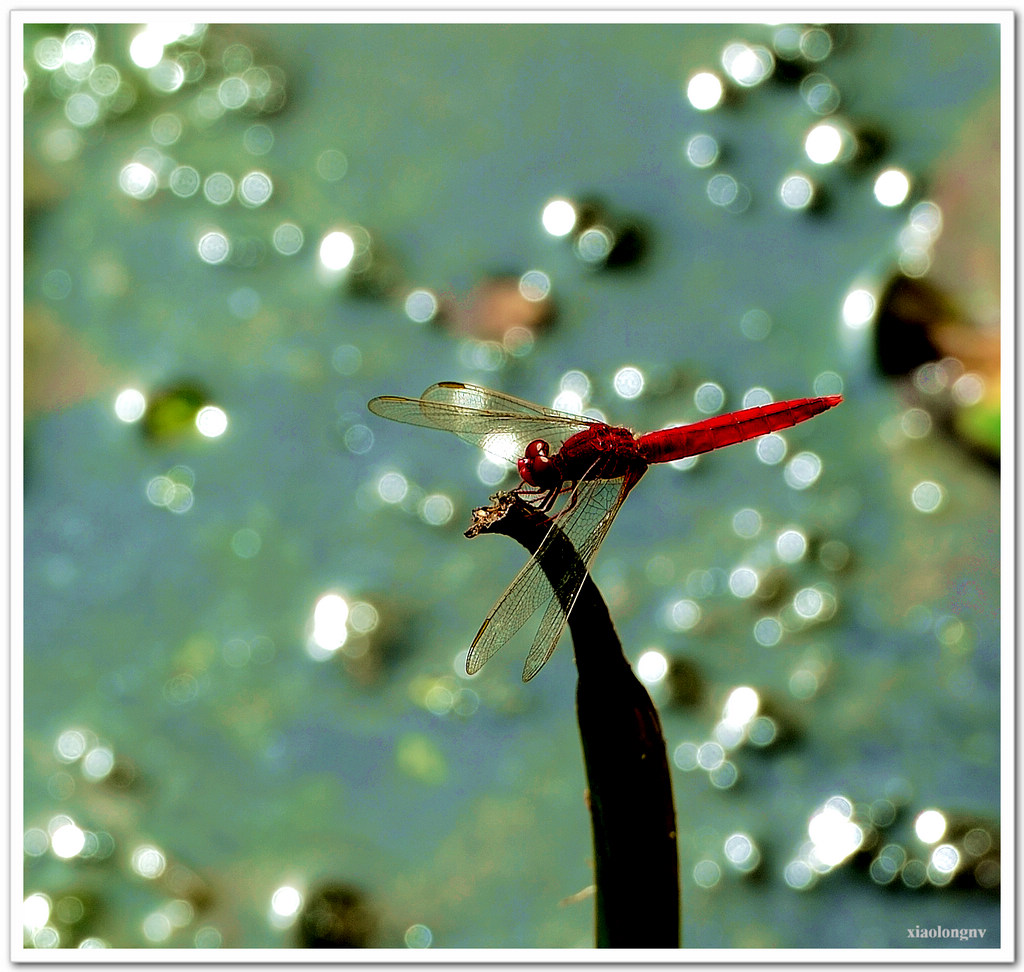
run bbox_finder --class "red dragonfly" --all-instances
[368,381,841,681]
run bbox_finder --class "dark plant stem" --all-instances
[466,493,680,948]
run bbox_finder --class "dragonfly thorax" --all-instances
[518,426,647,491]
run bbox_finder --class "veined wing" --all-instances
[520,473,639,680]
[467,470,640,681]
[368,382,595,463]
[420,382,589,421]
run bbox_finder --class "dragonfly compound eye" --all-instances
[524,439,549,461]
[518,439,559,488]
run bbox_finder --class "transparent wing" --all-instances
[420,382,586,421]
[466,533,567,675]
[467,471,638,680]
[520,475,636,681]
[368,382,595,463]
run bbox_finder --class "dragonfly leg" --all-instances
[514,483,547,502]
[514,482,566,513]
[557,483,582,515]
[540,481,580,513]
[516,478,585,516]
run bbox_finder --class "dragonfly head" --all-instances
[518,439,561,489]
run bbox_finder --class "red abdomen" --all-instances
[637,396,842,464]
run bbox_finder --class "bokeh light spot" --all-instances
[915,809,947,843]
[129,30,165,69]
[952,372,985,406]
[477,457,508,487]
[55,728,88,762]
[805,121,852,164]
[244,123,274,155]
[332,344,362,376]
[874,168,911,207]
[197,231,230,265]
[636,650,668,684]
[560,369,591,399]
[349,601,379,634]
[694,382,725,414]
[776,528,807,562]
[685,133,719,168]
[82,746,115,782]
[169,165,200,198]
[311,593,349,654]
[784,451,823,489]
[342,423,374,454]
[217,76,249,109]
[88,63,121,96]
[518,269,551,302]
[808,797,863,868]
[316,149,348,182]
[755,434,787,465]
[34,37,65,70]
[377,472,408,504]
[692,859,721,888]
[813,370,844,397]
[65,92,100,127]
[119,162,158,200]
[709,761,739,788]
[114,388,146,423]
[724,832,760,871]
[541,198,577,237]
[739,309,772,341]
[272,222,304,255]
[230,528,261,559]
[930,843,959,875]
[723,686,759,726]
[151,112,183,145]
[270,885,302,922]
[404,923,433,948]
[729,567,758,598]
[784,860,816,890]
[420,493,454,527]
[779,173,815,210]
[842,288,876,329]
[405,289,439,324]
[195,405,228,438]
[753,616,782,647]
[732,508,761,538]
[239,170,272,206]
[203,172,235,205]
[551,388,584,417]
[696,741,725,770]
[800,73,841,114]
[149,59,185,94]
[51,822,86,859]
[793,586,824,619]
[687,71,723,110]
[722,42,774,86]
[911,480,944,513]
[613,366,644,400]
[23,893,52,933]
[666,598,701,631]
[130,844,167,878]
[673,741,699,770]
[707,173,738,207]
[575,226,613,265]
[747,715,777,746]
[319,231,355,271]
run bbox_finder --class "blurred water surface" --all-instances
[21,20,1003,951]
